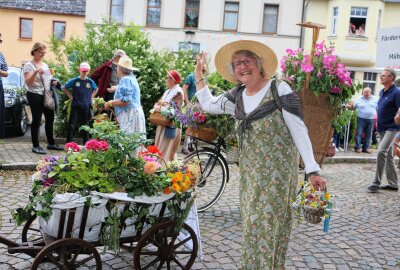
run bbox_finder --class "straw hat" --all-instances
[214,40,278,83]
[117,56,139,71]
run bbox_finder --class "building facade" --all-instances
[85,0,305,72]
[0,0,86,67]
[304,0,400,95]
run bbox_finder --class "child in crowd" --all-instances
[63,62,98,145]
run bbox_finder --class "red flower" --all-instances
[85,139,109,151]
[65,142,80,152]
[146,145,163,157]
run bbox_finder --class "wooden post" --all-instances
[296,22,326,89]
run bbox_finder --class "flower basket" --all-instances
[185,126,217,143]
[226,146,239,164]
[149,111,173,127]
[302,205,324,224]
[297,88,335,165]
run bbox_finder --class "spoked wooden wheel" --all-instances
[22,214,44,245]
[31,238,102,270]
[134,220,198,270]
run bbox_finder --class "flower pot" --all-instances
[185,126,217,143]
[149,111,173,127]
[297,87,336,165]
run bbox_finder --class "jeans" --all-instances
[27,91,55,147]
[355,117,374,150]
[66,106,91,145]
[333,129,341,148]
[372,130,398,188]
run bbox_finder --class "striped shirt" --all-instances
[0,52,8,81]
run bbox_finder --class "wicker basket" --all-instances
[149,111,173,127]
[226,147,239,164]
[185,126,217,143]
[302,205,324,224]
[297,87,336,166]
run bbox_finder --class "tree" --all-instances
[48,20,194,138]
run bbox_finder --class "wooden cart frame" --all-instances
[0,199,198,270]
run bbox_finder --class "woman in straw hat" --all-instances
[153,70,184,161]
[194,40,327,269]
[104,56,146,135]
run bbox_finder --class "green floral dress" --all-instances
[237,90,298,270]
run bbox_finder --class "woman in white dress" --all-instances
[154,70,184,161]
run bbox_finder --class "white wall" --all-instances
[85,0,304,71]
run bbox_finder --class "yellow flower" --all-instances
[324,193,330,200]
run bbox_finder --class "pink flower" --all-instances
[317,70,323,77]
[144,161,161,174]
[143,155,157,162]
[85,139,109,151]
[280,58,286,72]
[301,63,314,73]
[330,87,341,94]
[65,142,80,152]
[315,41,325,51]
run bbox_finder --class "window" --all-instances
[179,42,200,54]
[53,21,66,40]
[349,7,367,36]
[110,0,124,24]
[185,0,200,28]
[223,2,239,31]
[331,7,338,36]
[363,72,377,94]
[20,18,33,39]
[147,0,162,27]
[262,4,278,34]
[376,9,382,38]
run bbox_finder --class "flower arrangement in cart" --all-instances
[14,121,199,226]
[281,40,361,111]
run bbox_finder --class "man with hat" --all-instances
[63,62,98,144]
[0,33,9,139]
[91,49,126,101]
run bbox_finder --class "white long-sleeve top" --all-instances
[195,80,321,174]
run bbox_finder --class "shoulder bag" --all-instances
[32,62,55,110]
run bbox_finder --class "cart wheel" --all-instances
[22,214,43,245]
[31,238,102,270]
[134,220,198,270]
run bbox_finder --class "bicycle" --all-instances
[185,136,230,212]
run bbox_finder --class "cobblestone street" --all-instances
[0,163,399,269]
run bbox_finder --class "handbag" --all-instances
[32,62,55,110]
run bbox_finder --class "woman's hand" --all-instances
[195,52,207,90]
[107,86,117,93]
[104,101,111,110]
[309,175,327,191]
[36,68,44,75]
[195,52,206,80]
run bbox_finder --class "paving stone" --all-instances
[0,152,400,269]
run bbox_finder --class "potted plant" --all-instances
[281,40,361,164]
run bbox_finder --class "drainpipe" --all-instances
[300,0,309,48]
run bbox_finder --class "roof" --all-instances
[0,0,86,16]
[384,0,400,3]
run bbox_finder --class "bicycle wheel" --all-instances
[186,149,228,212]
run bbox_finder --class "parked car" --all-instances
[2,66,28,137]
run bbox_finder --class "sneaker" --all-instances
[362,149,372,154]
[32,146,47,155]
[335,148,339,152]
[355,148,362,153]
[47,144,64,151]
[380,185,399,191]
[367,185,380,193]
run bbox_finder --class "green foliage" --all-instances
[47,19,193,137]
[207,72,236,91]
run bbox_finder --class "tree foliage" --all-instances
[47,20,194,137]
